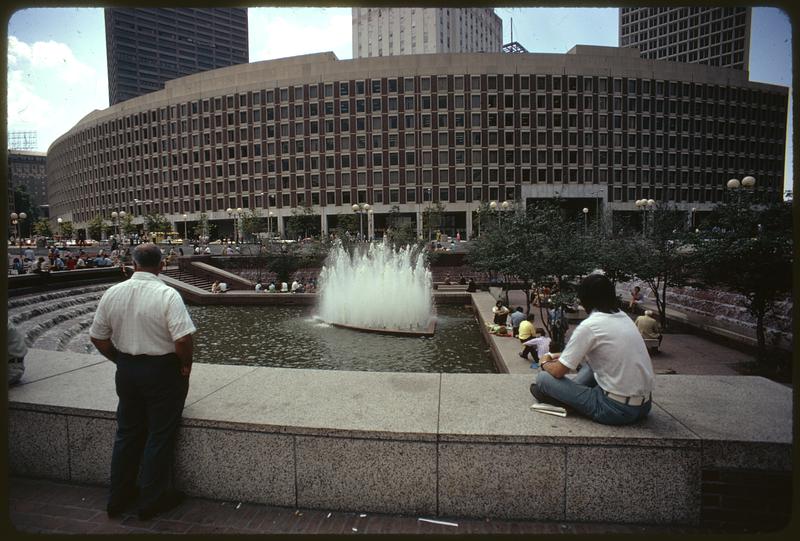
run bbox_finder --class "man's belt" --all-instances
[603,389,651,407]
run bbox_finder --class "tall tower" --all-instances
[105,7,249,105]
[619,7,751,71]
[352,7,502,58]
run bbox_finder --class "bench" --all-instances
[644,338,661,353]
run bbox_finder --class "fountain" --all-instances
[316,241,436,336]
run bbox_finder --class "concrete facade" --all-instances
[620,7,751,72]
[352,7,502,58]
[47,47,788,240]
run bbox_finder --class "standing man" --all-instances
[90,243,196,520]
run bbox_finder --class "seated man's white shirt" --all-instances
[90,272,196,356]
[557,310,654,397]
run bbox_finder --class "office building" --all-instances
[353,7,502,58]
[48,47,787,240]
[105,7,249,105]
[620,7,751,71]
[8,150,48,210]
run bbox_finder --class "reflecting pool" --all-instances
[187,304,496,373]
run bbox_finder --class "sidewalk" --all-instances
[7,477,723,535]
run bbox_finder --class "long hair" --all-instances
[577,273,619,314]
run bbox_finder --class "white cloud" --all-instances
[250,10,352,62]
[7,35,107,151]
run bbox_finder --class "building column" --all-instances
[465,208,473,241]
[416,208,423,239]
[277,213,285,238]
[321,207,328,237]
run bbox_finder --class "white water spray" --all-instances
[317,241,433,331]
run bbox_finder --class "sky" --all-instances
[5,6,794,192]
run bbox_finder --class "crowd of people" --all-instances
[8,244,185,276]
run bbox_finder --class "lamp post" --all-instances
[57,217,63,242]
[268,211,275,240]
[727,176,756,205]
[352,203,370,241]
[582,207,589,234]
[635,199,655,235]
[226,207,243,244]
[182,214,188,244]
[10,212,26,254]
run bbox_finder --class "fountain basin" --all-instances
[329,317,437,337]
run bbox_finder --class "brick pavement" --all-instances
[7,477,726,535]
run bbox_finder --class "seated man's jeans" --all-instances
[535,364,651,425]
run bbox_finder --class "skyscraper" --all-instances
[105,7,249,105]
[619,7,751,71]
[352,7,502,58]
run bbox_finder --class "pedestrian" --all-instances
[89,243,196,520]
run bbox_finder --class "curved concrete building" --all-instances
[47,46,788,239]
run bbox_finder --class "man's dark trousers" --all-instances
[109,353,189,512]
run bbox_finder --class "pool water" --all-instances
[187,304,496,373]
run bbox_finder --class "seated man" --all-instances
[509,307,525,337]
[635,310,663,347]
[531,273,654,426]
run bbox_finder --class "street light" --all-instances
[10,212,27,254]
[268,211,275,240]
[635,199,655,235]
[727,176,757,205]
[182,214,188,244]
[352,203,370,241]
[582,207,589,234]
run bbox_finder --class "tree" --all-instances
[286,206,320,239]
[120,213,137,236]
[144,212,172,234]
[240,209,266,243]
[60,220,74,241]
[13,186,39,222]
[32,218,52,238]
[422,201,446,241]
[87,214,108,240]
[192,212,215,241]
[629,205,696,327]
[468,200,595,341]
[470,201,493,238]
[693,198,793,367]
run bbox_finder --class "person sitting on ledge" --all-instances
[629,285,644,311]
[531,273,654,426]
[280,281,289,292]
[218,282,228,293]
[509,306,525,337]
[635,310,663,347]
[211,280,221,294]
[255,280,263,292]
[268,282,276,292]
[521,327,551,368]
[466,278,477,292]
[492,300,510,325]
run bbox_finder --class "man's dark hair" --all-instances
[515,307,523,312]
[578,273,619,314]
[132,243,163,269]
[526,313,535,322]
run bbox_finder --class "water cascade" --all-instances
[317,241,434,335]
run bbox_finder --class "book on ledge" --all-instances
[530,402,567,417]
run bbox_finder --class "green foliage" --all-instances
[13,186,39,222]
[470,201,493,238]
[421,201,446,240]
[120,213,138,235]
[87,215,108,240]
[239,209,266,242]
[628,205,696,327]
[144,212,172,233]
[59,220,74,240]
[286,206,320,239]
[192,212,215,240]
[468,200,594,332]
[692,198,793,366]
[32,218,52,238]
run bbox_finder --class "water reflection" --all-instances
[187,304,495,373]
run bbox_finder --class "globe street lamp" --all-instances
[582,207,589,234]
[635,199,655,235]
[10,212,27,254]
[352,203,370,241]
[727,176,756,205]
[57,217,63,243]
